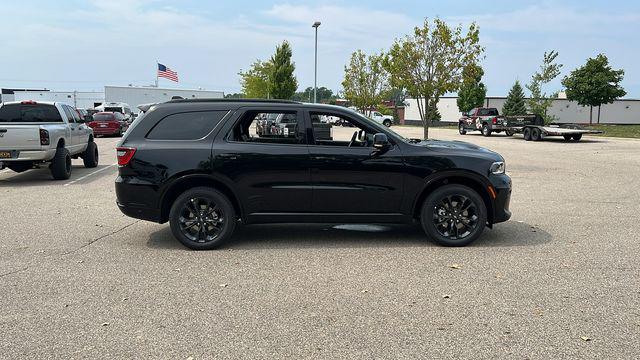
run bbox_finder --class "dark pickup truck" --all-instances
[458,108,511,137]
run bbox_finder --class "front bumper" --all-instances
[491,174,512,224]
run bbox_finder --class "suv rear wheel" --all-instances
[420,184,487,246]
[50,147,72,180]
[169,187,236,250]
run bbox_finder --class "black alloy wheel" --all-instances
[169,187,236,250]
[421,184,487,246]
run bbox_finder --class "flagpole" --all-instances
[155,60,159,88]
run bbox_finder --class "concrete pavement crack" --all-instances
[0,267,27,278]
[63,220,141,255]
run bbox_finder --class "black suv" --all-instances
[115,99,511,250]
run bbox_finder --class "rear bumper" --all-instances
[91,127,121,135]
[115,175,163,223]
[0,148,55,162]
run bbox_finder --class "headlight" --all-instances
[490,161,505,174]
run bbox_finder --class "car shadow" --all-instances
[146,220,552,251]
[0,164,113,187]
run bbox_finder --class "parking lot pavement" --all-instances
[1,131,639,359]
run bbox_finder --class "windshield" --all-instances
[93,113,116,121]
[104,107,123,113]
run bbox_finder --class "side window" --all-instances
[310,112,375,148]
[71,109,82,123]
[146,111,227,140]
[230,110,304,144]
[62,106,75,123]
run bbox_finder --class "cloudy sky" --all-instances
[1,0,639,97]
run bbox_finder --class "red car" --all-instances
[88,112,128,137]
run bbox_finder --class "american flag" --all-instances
[157,63,179,82]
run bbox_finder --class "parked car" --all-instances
[458,107,510,137]
[96,102,133,123]
[76,108,92,122]
[369,111,394,127]
[115,99,511,250]
[88,111,128,137]
[0,100,98,179]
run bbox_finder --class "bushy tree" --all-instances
[292,86,335,103]
[526,50,562,124]
[561,54,626,124]
[502,80,527,115]
[384,18,483,139]
[268,41,298,99]
[342,50,389,113]
[239,60,272,98]
[457,64,487,113]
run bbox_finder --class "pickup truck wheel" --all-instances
[531,128,542,141]
[82,141,99,168]
[482,124,492,137]
[458,123,467,135]
[169,187,236,250]
[420,184,487,247]
[572,134,583,141]
[383,119,392,127]
[563,135,572,141]
[50,148,72,180]
[523,128,532,141]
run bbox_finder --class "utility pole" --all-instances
[312,21,321,103]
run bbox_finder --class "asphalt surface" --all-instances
[1,129,639,359]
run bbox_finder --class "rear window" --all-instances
[94,113,116,121]
[146,111,227,140]
[0,104,63,123]
[479,108,498,116]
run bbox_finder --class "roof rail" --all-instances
[166,98,302,104]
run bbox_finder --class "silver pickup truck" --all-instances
[0,101,99,180]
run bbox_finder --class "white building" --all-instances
[105,86,224,109]
[404,97,640,124]
[9,90,104,109]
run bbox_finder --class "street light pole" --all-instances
[312,21,321,103]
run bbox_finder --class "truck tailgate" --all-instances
[0,125,42,150]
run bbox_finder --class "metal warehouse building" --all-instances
[104,86,224,109]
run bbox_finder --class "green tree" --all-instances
[526,50,562,124]
[561,54,626,124]
[292,86,335,103]
[238,60,272,98]
[457,64,487,113]
[502,80,527,115]
[224,93,245,99]
[268,41,298,99]
[342,50,389,113]
[384,18,483,138]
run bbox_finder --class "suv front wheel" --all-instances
[420,184,487,246]
[169,187,236,250]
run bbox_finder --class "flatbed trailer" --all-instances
[504,114,603,142]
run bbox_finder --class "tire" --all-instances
[505,130,514,137]
[383,119,392,127]
[523,127,532,141]
[531,128,542,141]
[572,134,582,141]
[482,124,492,137]
[50,147,72,180]
[82,141,99,168]
[7,162,33,173]
[169,187,236,250]
[563,135,572,141]
[458,123,467,135]
[420,184,487,247]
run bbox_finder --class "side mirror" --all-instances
[373,133,390,149]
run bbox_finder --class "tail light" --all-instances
[116,147,136,166]
[492,117,497,124]
[39,129,50,146]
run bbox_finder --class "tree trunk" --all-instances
[597,105,601,124]
[589,105,593,125]
[423,121,429,139]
